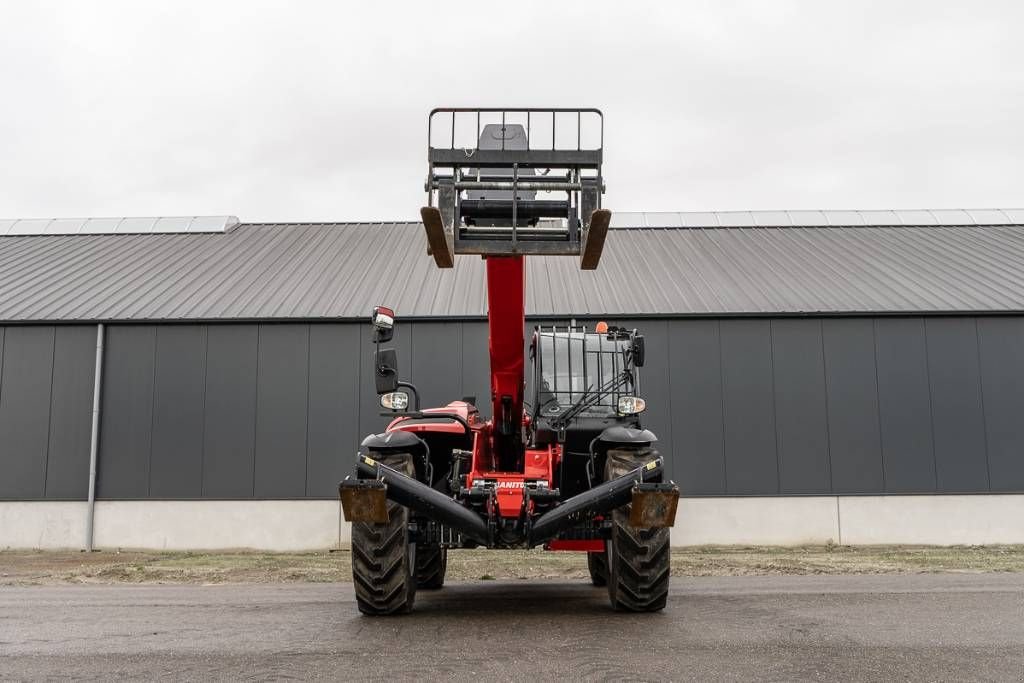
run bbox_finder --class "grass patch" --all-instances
[1,545,1023,586]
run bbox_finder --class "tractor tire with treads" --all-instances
[604,447,670,612]
[416,544,447,589]
[587,551,608,587]
[351,452,417,615]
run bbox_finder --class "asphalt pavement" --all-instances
[1,574,1022,681]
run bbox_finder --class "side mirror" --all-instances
[632,335,645,367]
[380,391,410,412]
[375,348,399,393]
[371,306,395,343]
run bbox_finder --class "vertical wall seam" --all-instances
[768,320,781,495]
[661,320,674,479]
[820,320,835,493]
[355,325,362,442]
[146,327,158,497]
[0,328,5,432]
[41,327,57,498]
[872,319,887,493]
[251,324,262,498]
[974,317,992,490]
[0,327,5,407]
[303,324,311,497]
[198,325,209,498]
[922,319,940,491]
[716,320,728,493]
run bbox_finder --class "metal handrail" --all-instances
[428,107,603,153]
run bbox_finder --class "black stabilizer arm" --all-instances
[528,457,665,547]
[356,454,490,545]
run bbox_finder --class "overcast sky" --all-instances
[1,1,1021,222]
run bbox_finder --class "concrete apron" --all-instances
[1,495,1024,550]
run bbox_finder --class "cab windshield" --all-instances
[535,330,634,415]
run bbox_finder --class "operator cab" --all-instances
[529,324,646,452]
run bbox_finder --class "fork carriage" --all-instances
[421,107,610,267]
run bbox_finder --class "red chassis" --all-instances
[382,255,593,551]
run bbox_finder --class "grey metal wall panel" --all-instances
[874,318,936,492]
[771,319,831,493]
[97,325,156,498]
[44,326,96,499]
[0,326,55,499]
[306,324,361,497]
[254,324,309,497]
[619,318,673,478]
[411,322,463,410]
[202,324,258,498]
[822,319,884,493]
[359,322,411,438]
[667,320,726,495]
[149,325,207,498]
[977,317,1024,491]
[925,318,990,492]
[720,320,778,494]
[7,314,1024,503]
[461,322,490,413]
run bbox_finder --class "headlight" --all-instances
[380,391,409,411]
[617,396,646,415]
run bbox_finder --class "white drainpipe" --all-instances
[85,323,104,551]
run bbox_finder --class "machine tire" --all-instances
[604,447,670,612]
[351,452,417,615]
[416,544,448,589]
[587,551,608,587]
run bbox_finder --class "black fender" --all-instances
[359,430,426,454]
[593,426,658,449]
[589,426,658,479]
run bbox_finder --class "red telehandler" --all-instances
[340,109,679,614]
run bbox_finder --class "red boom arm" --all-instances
[485,256,525,467]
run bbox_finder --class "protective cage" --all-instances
[422,108,609,268]
[533,325,641,422]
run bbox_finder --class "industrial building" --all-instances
[2,210,1023,549]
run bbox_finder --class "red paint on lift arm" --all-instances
[486,256,526,461]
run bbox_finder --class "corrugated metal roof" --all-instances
[2,212,1024,322]
[610,208,1024,228]
[0,216,240,236]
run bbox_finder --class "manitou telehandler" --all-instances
[340,108,679,614]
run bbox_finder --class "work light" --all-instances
[616,396,646,415]
[380,391,410,411]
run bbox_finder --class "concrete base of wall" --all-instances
[2,495,1023,550]
[0,500,342,551]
